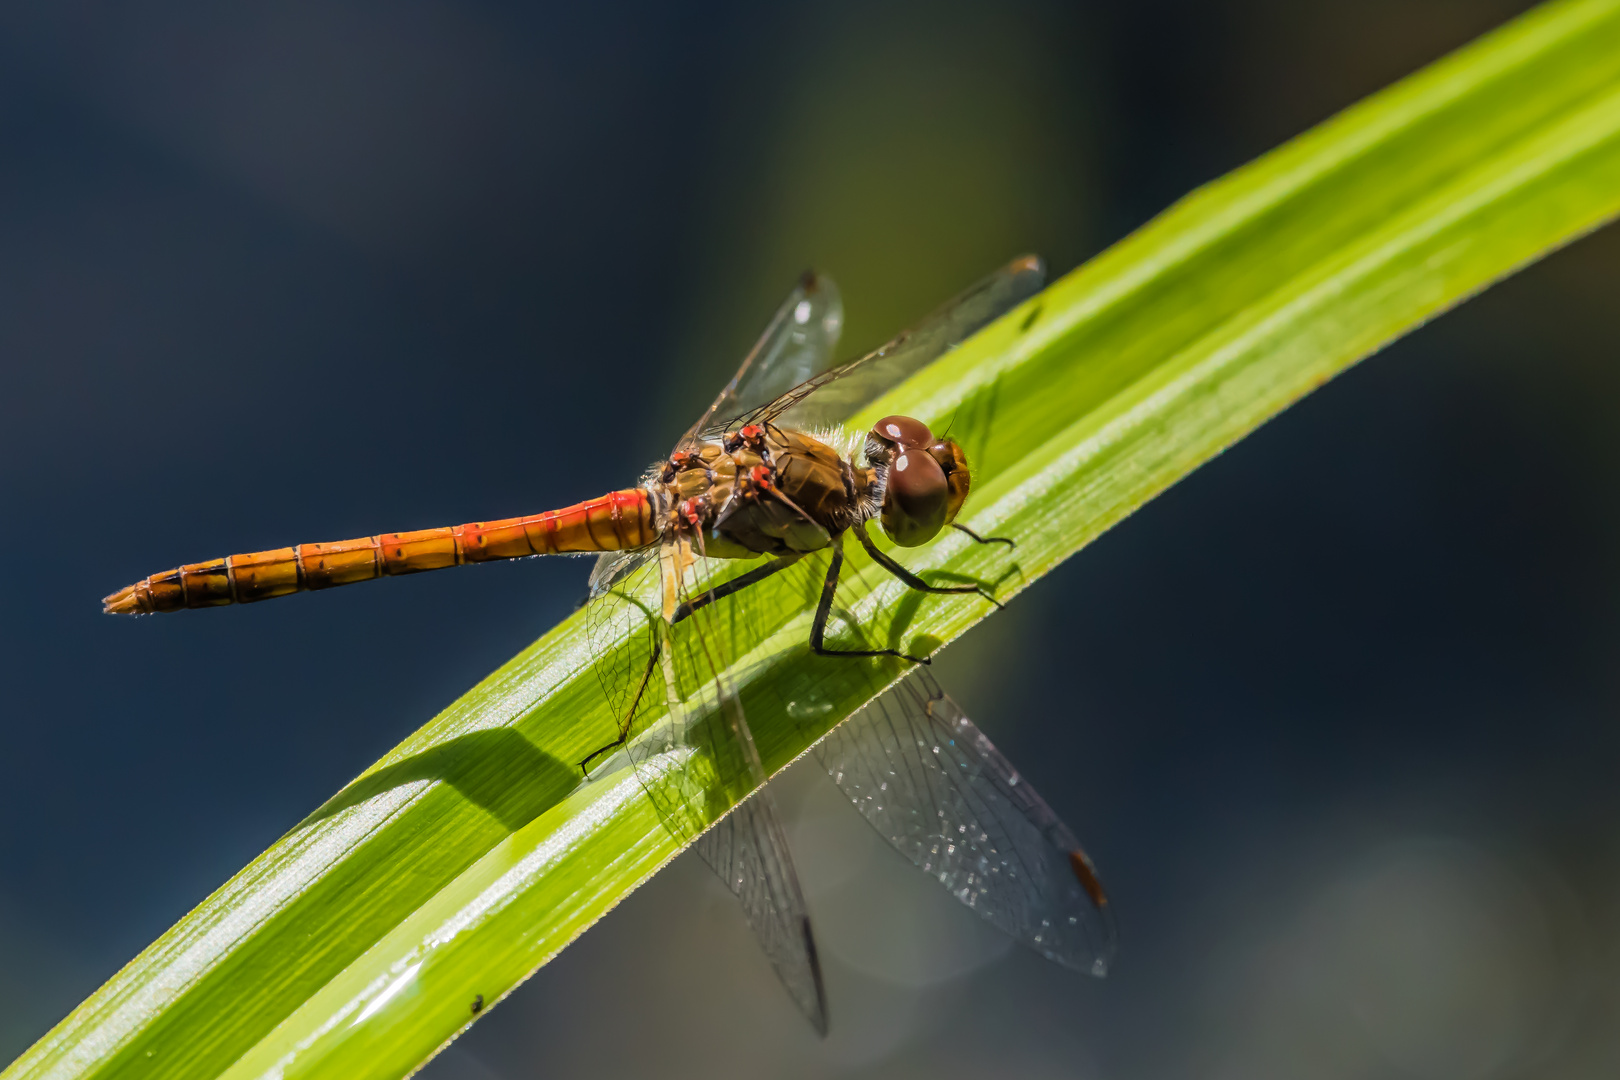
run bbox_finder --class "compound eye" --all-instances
[881,449,949,547]
[871,415,934,449]
[929,438,972,523]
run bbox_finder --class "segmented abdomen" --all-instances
[104,488,657,615]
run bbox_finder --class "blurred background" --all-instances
[2,1,1618,1077]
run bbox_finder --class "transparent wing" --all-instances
[587,547,658,600]
[608,537,827,1033]
[584,553,664,753]
[696,794,828,1033]
[688,272,844,443]
[587,271,842,604]
[617,274,841,592]
[741,255,1045,434]
[816,666,1117,976]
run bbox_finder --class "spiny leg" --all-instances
[810,536,931,665]
[580,553,803,775]
[951,521,1016,548]
[853,520,1004,610]
[580,634,662,774]
[673,552,803,623]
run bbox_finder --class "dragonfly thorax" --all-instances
[653,425,879,560]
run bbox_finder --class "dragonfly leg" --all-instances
[580,634,663,774]
[670,552,803,624]
[579,553,802,775]
[853,521,1004,610]
[950,522,1016,548]
[811,536,931,664]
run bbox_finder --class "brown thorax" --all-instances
[653,423,870,560]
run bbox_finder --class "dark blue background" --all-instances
[5,2,1617,1077]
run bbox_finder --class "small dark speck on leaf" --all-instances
[471,994,484,1014]
[1019,304,1042,333]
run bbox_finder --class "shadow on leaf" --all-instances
[302,729,577,834]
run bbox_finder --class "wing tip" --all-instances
[1068,848,1109,911]
[1068,847,1120,979]
[802,914,830,1037]
[798,268,841,312]
[1008,253,1047,280]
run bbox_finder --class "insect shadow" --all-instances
[300,729,576,834]
[873,561,1023,656]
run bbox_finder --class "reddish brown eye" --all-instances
[881,449,949,546]
[871,415,934,449]
[930,439,972,523]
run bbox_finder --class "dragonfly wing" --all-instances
[584,552,664,763]
[751,255,1045,433]
[614,536,828,1032]
[587,547,658,600]
[816,667,1116,976]
[689,272,844,442]
[696,791,828,1033]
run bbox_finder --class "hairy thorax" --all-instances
[655,426,876,560]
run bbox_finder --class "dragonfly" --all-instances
[104,255,1116,1033]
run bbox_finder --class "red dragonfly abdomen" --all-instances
[103,488,657,615]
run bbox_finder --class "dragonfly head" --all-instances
[868,415,971,547]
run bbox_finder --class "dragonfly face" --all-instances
[866,414,971,547]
